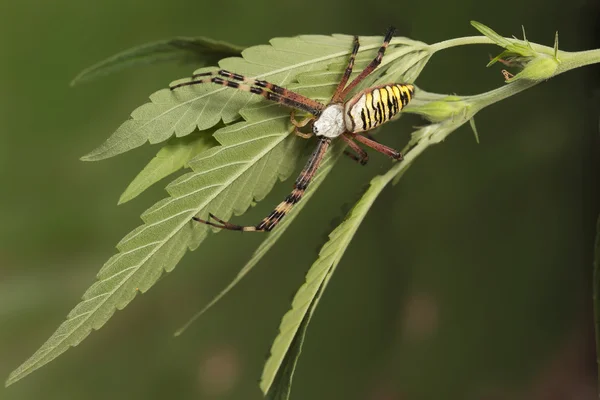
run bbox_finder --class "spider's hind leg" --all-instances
[340,133,368,165]
[354,134,403,161]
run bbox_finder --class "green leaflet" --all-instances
[5,104,305,387]
[70,36,244,86]
[265,289,322,400]
[260,172,392,397]
[81,34,429,161]
[260,123,448,398]
[174,144,345,336]
[119,130,218,204]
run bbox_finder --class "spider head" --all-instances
[312,104,346,139]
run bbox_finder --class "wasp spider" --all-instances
[170,26,415,232]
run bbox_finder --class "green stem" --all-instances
[468,80,538,109]
[424,35,600,111]
[428,35,556,54]
[558,48,600,72]
[429,34,600,74]
[428,36,495,53]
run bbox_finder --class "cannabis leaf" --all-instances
[82,34,429,161]
[119,129,218,204]
[7,32,430,387]
[70,36,244,86]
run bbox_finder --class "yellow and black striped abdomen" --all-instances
[344,84,414,133]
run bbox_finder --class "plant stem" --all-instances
[428,35,556,54]
[558,48,600,72]
[468,80,538,109]
[428,36,494,53]
[426,35,600,110]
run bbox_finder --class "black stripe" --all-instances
[296,180,309,190]
[371,94,379,125]
[193,71,213,78]
[280,97,319,115]
[285,192,302,204]
[398,87,407,107]
[255,79,285,94]
[386,89,395,120]
[392,92,399,113]
[254,79,268,88]
[266,92,281,101]
[352,38,360,53]
[360,109,367,130]
[364,99,372,129]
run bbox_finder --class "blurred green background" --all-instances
[2,0,599,399]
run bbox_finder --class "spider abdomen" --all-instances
[344,84,415,133]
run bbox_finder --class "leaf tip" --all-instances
[80,150,103,162]
[469,117,480,144]
[69,76,81,87]
[5,370,21,387]
[117,194,129,205]
[172,329,183,337]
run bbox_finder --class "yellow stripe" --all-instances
[385,86,395,116]
[404,85,412,102]
[378,88,389,122]
[398,85,411,104]
[371,89,380,125]
[392,85,402,110]
[372,90,380,125]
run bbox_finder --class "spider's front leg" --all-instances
[290,110,315,139]
[170,69,326,115]
[193,137,332,232]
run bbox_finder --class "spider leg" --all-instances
[198,70,324,110]
[353,133,403,161]
[290,110,315,139]
[290,110,314,128]
[331,35,360,103]
[193,137,331,232]
[340,133,368,165]
[293,129,314,139]
[170,70,325,115]
[339,26,396,101]
[501,69,514,80]
[364,133,378,142]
